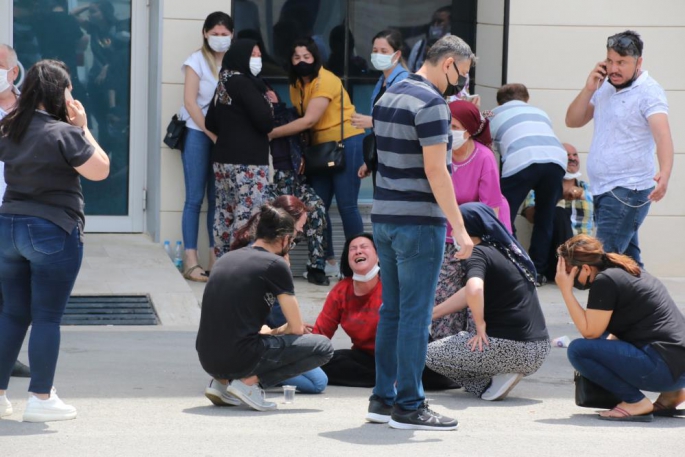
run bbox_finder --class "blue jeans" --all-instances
[182,128,216,250]
[372,222,446,410]
[0,216,83,393]
[278,367,328,393]
[308,134,364,259]
[501,162,565,275]
[568,338,685,403]
[594,186,652,267]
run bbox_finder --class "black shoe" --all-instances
[389,402,458,431]
[365,394,392,423]
[535,274,547,288]
[11,360,30,378]
[307,267,330,286]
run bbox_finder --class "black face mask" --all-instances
[608,64,639,90]
[443,63,466,97]
[573,269,592,291]
[293,61,317,78]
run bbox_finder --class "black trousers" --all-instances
[321,348,459,391]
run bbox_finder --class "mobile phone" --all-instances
[65,87,74,103]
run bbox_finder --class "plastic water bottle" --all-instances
[174,241,183,272]
[163,240,173,261]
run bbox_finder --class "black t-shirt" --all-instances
[0,112,95,234]
[464,244,549,342]
[205,74,274,165]
[196,246,295,377]
[588,268,685,378]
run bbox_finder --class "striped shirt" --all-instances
[490,100,567,178]
[371,74,451,226]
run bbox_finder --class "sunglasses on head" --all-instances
[607,35,639,55]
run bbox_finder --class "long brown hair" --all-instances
[556,234,641,277]
[230,195,307,250]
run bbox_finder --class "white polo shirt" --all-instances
[588,71,668,196]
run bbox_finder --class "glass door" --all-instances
[7,0,147,232]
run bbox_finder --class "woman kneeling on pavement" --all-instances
[426,203,550,401]
[556,235,685,422]
[196,204,333,411]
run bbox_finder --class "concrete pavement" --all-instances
[2,278,685,456]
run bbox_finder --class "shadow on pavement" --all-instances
[182,406,322,417]
[0,420,57,436]
[319,425,443,445]
[537,413,685,428]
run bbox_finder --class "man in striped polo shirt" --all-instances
[366,35,474,431]
[490,83,567,286]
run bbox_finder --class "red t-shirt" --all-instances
[312,277,382,354]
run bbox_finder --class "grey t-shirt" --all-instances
[0,111,95,234]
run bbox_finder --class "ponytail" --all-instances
[604,252,641,276]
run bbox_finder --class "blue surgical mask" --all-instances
[370,52,397,71]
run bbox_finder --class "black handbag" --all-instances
[302,85,345,175]
[163,114,186,150]
[362,132,377,170]
[574,371,621,409]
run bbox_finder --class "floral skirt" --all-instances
[431,243,474,340]
[213,163,268,258]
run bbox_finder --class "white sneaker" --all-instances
[481,373,524,401]
[23,388,77,422]
[225,380,277,412]
[204,378,241,406]
[324,261,339,278]
[0,394,13,418]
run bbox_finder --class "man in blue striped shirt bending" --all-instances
[365,35,474,431]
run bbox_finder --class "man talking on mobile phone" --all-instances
[565,30,674,267]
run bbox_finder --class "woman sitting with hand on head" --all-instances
[556,235,685,422]
[311,233,455,391]
[426,203,550,401]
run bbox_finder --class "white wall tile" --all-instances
[475,24,503,88]
[162,19,206,85]
[164,0,233,20]
[478,0,505,25]
[510,0,685,27]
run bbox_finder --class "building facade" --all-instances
[0,0,683,275]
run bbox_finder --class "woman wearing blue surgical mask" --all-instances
[351,29,409,183]
[177,11,234,282]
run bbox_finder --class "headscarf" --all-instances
[448,100,493,148]
[218,38,268,97]
[460,202,537,285]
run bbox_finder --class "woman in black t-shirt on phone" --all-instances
[557,234,685,422]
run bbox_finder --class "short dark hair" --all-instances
[287,37,322,86]
[497,83,529,105]
[339,233,376,278]
[255,204,295,243]
[607,30,643,58]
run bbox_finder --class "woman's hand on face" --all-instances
[351,113,373,129]
[67,100,87,128]
[468,325,489,352]
[357,163,370,178]
[555,257,577,293]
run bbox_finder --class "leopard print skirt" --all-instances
[425,331,551,397]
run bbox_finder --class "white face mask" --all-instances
[451,129,468,150]
[249,57,262,76]
[564,171,582,181]
[207,35,231,53]
[0,68,11,93]
[370,52,397,71]
[352,264,380,283]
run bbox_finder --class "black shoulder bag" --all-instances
[163,114,186,150]
[574,371,621,409]
[302,84,346,175]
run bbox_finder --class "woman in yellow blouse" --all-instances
[270,37,365,276]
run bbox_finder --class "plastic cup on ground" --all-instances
[552,336,571,348]
[283,385,296,404]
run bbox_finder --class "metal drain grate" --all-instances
[64,295,158,326]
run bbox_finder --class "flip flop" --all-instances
[652,401,685,417]
[183,264,208,283]
[598,406,654,422]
